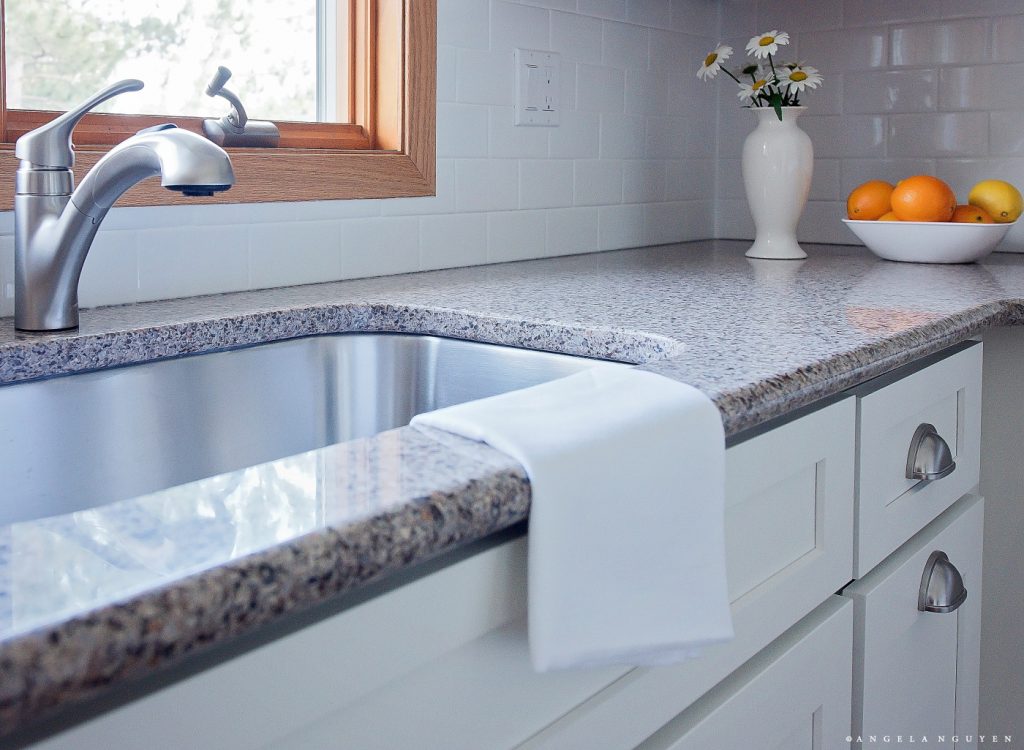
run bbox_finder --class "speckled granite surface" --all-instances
[2,239,1024,738]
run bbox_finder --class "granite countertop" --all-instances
[2,239,1024,739]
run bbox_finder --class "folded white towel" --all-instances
[411,367,733,672]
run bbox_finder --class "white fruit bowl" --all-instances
[843,218,1016,264]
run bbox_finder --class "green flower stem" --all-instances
[721,67,743,86]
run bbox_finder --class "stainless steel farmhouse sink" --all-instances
[0,334,626,526]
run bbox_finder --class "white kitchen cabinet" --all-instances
[636,597,853,750]
[852,343,982,576]
[843,493,984,748]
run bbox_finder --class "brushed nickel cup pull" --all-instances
[918,550,968,613]
[906,423,956,481]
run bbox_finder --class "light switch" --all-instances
[515,48,560,127]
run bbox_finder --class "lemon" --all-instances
[968,180,1023,224]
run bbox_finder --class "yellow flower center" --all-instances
[759,36,775,47]
[790,71,808,82]
[704,52,718,66]
[752,79,767,91]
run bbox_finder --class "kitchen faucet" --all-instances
[13,79,235,332]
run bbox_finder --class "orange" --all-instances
[878,211,900,221]
[890,175,957,222]
[951,204,995,224]
[847,180,895,220]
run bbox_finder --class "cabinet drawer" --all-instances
[843,494,983,746]
[854,343,982,575]
[637,597,853,750]
[515,398,855,750]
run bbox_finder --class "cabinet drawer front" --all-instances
[855,344,982,575]
[844,494,983,746]
[637,597,853,750]
[517,399,855,750]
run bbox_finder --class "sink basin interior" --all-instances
[0,334,626,525]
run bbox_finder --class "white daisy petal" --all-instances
[746,30,790,59]
[697,44,734,81]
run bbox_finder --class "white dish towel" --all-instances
[411,366,733,672]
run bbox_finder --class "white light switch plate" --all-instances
[514,48,560,127]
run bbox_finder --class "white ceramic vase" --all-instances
[742,106,813,260]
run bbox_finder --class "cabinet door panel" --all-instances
[844,494,983,747]
[637,597,853,750]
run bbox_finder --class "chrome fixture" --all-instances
[202,66,280,148]
[905,423,956,481]
[918,550,968,614]
[14,79,235,332]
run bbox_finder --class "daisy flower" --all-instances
[737,77,772,102]
[697,44,733,80]
[779,64,823,92]
[746,30,790,59]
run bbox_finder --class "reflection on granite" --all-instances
[0,427,526,731]
[2,240,1024,736]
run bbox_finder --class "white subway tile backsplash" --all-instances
[577,64,627,113]
[810,159,843,201]
[646,116,689,159]
[491,1,551,52]
[420,214,488,271]
[801,115,885,158]
[487,210,549,262]
[602,21,651,69]
[341,217,420,279]
[488,106,550,158]
[456,49,515,106]
[888,112,989,157]
[520,159,575,209]
[623,159,668,202]
[625,68,670,115]
[670,0,720,37]
[456,159,520,212]
[438,46,458,103]
[992,14,1024,63]
[939,64,1024,111]
[843,69,937,114]
[579,0,628,21]
[250,222,341,290]
[990,110,1024,156]
[137,226,249,303]
[644,201,690,245]
[890,18,990,66]
[438,0,489,48]
[436,102,489,158]
[627,0,672,29]
[550,110,603,158]
[599,203,646,250]
[0,237,12,317]
[552,11,605,65]
[799,28,888,72]
[600,113,648,158]
[756,0,843,33]
[575,160,625,205]
[77,231,139,309]
[666,159,715,201]
[547,207,601,255]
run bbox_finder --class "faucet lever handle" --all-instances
[15,79,144,170]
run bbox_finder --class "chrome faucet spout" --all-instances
[13,83,235,332]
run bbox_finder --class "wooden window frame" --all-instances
[0,0,435,210]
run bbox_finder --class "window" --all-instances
[0,0,436,207]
